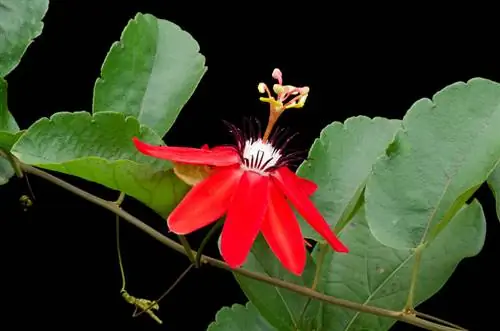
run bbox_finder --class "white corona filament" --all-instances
[241,139,282,173]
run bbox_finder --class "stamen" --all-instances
[272,68,283,85]
[258,69,310,142]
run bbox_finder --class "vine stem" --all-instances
[18,162,466,331]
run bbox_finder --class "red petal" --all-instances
[261,182,306,276]
[272,167,349,253]
[133,137,240,166]
[220,171,269,268]
[200,144,236,153]
[167,167,243,234]
[210,145,239,153]
[295,176,318,196]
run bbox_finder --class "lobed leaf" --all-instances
[207,301,276,331]
[313,201,485,331]
[365,78,500,249]
[0,0,49,77]
[296,116,401,241]
[93,12,207,137]
[11,111,189,217]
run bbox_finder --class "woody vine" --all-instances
[0,2,498,331]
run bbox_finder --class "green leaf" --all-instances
[11,111,190,217]
[0,130,23,150]
[0,77,21,184]
[232,235,320,331]
[0,158,12,184]
[296,116,400,241]
[207,302,276,331]
[0,0,49,77]
[93,12,207,137]
[488,166,500,221]
[0,78,18,132]
[0,131,22,185]
[315,201,485,331]
[365,78,500,249]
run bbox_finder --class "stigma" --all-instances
[241,138,282,174]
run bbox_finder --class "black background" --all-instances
[0,2,497,330]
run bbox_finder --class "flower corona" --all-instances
[133,69,348,275]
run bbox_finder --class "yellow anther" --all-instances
[273,84,285,95]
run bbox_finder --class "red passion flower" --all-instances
[133,69,348,275]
